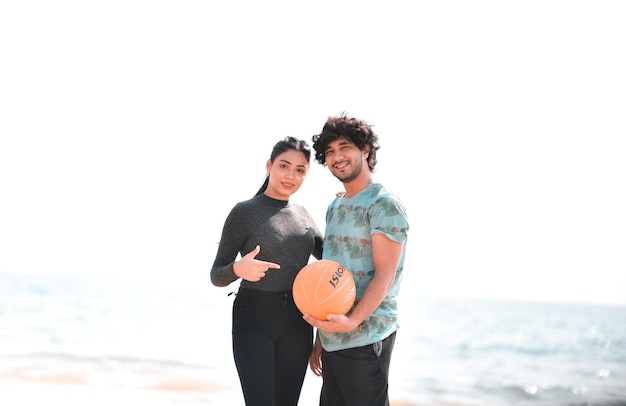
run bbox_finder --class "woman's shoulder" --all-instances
[228,195,262,214]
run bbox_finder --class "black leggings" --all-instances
[232,288,313,406]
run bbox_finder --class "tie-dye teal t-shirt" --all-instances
[319,182,409,352]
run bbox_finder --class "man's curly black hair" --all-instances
[311,112,380,172]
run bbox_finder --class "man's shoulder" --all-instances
[367,183,406,209]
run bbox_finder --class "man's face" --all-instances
[324,137,367,183]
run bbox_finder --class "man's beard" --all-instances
[332,159,362,183]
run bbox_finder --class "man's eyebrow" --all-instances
[326,139,352,150]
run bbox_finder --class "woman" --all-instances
[211,136,323,406]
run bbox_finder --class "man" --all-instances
[305,113,410,406]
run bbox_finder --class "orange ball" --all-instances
[293,260,356,321]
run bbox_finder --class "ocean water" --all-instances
[1,272,625,406]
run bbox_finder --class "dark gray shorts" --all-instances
[320,331,397,406]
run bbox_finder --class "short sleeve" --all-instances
[369,195,409,245]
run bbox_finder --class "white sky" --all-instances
[1,1,625,305]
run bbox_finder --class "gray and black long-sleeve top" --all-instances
[211,193,324,292]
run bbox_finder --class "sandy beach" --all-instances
[0,378,418,406]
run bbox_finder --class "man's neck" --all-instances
[343,173,373,198]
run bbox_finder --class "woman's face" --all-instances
[264,149,309,200]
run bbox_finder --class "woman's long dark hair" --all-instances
[254,136,311,197]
